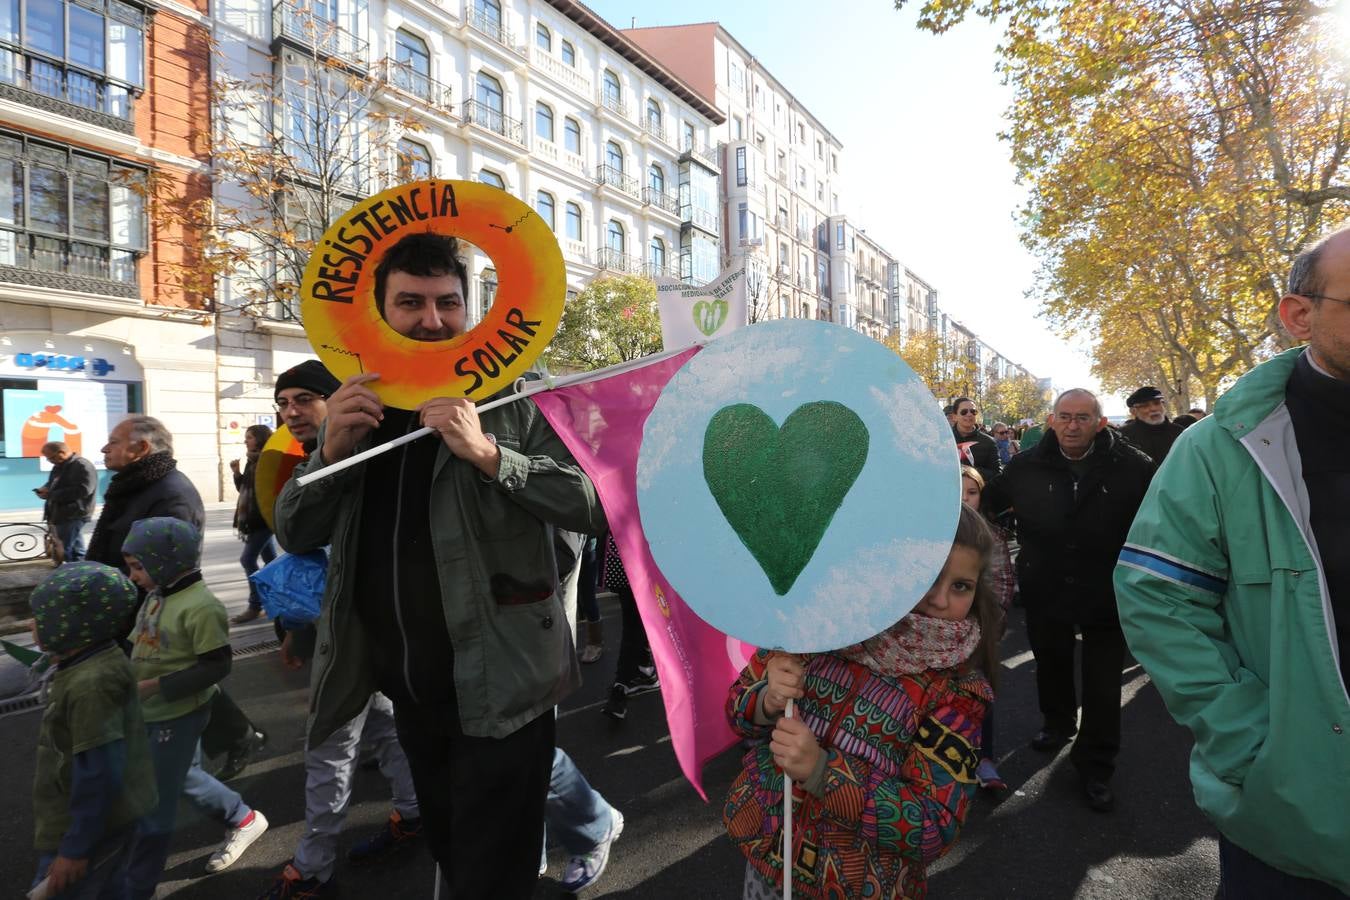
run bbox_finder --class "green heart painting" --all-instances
[702,401,869,595]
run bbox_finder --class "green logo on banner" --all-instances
[693,299,728,336]
[702,401,869,595]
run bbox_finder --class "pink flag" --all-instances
[533,348,754,800]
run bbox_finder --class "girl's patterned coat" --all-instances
[724,650,991,899]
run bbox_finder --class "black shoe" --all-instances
[622,666,661,697]
[1083,779,1115,812]
[602,683,628,720]
[347,811,423,865]
[218,728,268,781]
[1030,728,1074,752]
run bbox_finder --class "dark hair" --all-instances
[951,503,1003,690]
[373,232,469,315]
[952,396,975,410]
[245,424,273,447]
[1173,414,1197,430]
[943,404,955,416]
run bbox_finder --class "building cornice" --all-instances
[0,99,209,172]
[0,283,210,323]
[546,0,725,124]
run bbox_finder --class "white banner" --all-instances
[655,266,747,348]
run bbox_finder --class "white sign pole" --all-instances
[783,697,794,900]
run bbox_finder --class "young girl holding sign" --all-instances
[724,504,1001,899]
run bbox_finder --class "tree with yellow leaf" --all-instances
[545,275,663,371]
[896,0,1350,398]
[886,329,984,407]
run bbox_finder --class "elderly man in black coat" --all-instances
[985,388,1154,813]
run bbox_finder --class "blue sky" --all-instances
[586,0,1117,412]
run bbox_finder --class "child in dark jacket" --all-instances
[121,518,267,899]
[724,505,1002,899]
[29,562,157,899]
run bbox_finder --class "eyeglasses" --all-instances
[994,429,1010,436]
[275,393,321,412]
[1055,412,1096,425]
[1296,292,1350,307]
[957,408,979,416]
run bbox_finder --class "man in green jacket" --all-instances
[274,232,606,899]
[1115,224,1350,896]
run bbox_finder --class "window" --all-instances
[801,302,809,319]
[648,163,665,195]
[602,69,620,106]
[4,0,145,124]
[649,236,665,272]
[535,22,550,51]
[733,116,743,140]
[477,168,505,189]
[535,101,554,142]
[565,201,582,240]
[475,0,500,28]
[816,139,823,159]
[479,267,497,313]
[563,116,581,154]
[535,190,555,230]
[735,146,746,187]
[475,69,504,111]
[0,131,145,286]
[561,39,575,66]
[817,257,829,294]
[645,98,661,133]
[831,192,838,213]
[396,138,432,180]
[831,152,838,173]
[605,139,623,172]
[393,29,431,99]
[798,165,806,188]
[797,123,805,144]
[817,182,823,202]
[682,122,695,151]
[606,219,624,254]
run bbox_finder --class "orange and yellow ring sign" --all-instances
[299,179,566,409]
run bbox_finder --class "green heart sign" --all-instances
[702,401,869,595]
[693,298,728,337]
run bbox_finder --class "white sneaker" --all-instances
[560,808,623,892]
[205,809,268,874]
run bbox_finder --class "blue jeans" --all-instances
[54,519,87,563]
[126,705,211,900]
[240,529,277,611]
[1219,835,1348,898]
[182,741,249,827]
[543,748,615,862]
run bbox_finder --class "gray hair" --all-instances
[122,415,174,455]
[1054,388,1103,419]
[1288,221,1350,299]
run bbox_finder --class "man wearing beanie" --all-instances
[28,562,157,898]
[274,360,342,453]
[1119,386,1184,465]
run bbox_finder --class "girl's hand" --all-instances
[761,653,805,717]
[770,716,822,781]
[138,678,159,701]
[46,855,88,892]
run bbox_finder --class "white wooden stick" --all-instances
[295,342,701,487]
[783,696,794,900]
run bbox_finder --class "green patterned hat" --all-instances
[30,562,139,655]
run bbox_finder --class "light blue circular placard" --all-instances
[636,319,959,652]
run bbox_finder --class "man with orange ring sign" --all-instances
[274,232,606,898]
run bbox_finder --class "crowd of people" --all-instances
[23,223,1350,898]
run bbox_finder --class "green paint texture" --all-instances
[702,401,869,595]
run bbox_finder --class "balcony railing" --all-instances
[378,58,452,113]
[598,89,627,119]
[528,46,590,98]
[595,246,644,274]
[796,226,811,243]
[595,165,638,198]
[563,238,588,261]
[0,230,140,296]
[642,118,668,144]
[462,100,523,144]
[681,143,719,169]
[0,45,138,130]
[645,260,677,279]
[273,0,369,68]
[467,9,516,51]
[642,186,679,215]
[682,206,719,235]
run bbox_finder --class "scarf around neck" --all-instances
[88,451,178,558]
[839,613,982,678]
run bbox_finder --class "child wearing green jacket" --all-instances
[29,562,157,899]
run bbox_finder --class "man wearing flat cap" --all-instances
[1119,386,1184,465]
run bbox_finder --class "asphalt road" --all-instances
[1,508,1222,898]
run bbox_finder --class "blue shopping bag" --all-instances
[250,550,327,628]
